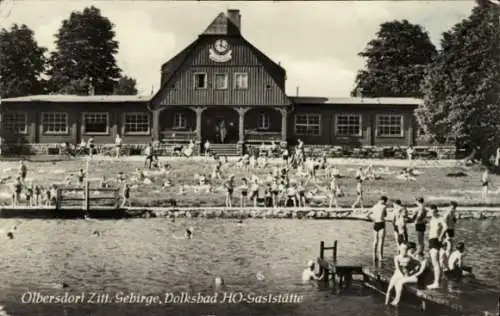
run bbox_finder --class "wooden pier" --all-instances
[362,264,499,314]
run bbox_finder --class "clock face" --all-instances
[214,39,229,54]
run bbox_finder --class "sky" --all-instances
[0,0,474,97]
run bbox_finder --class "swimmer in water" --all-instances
[368,196,388,265]
[385,243,427,306]
[427,204,446,289]
[446,242,467,280]
[301,260,323,282]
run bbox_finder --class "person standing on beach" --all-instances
[368,196,388,265]
[406,145,414,168]
[413,197,428,258]
[224,175,235,208]
[115,134,122,158]
[87,136,95,158]
[427,204,446,289]
[19,160,27,183]
[121,183,130,208]
[481,169,489,202]
[351,179,364,209]
[144,143,153,169]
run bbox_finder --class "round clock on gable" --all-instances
[214,39,229,54]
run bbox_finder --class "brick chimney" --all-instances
[227,9,241,32]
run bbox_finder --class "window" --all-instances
[295,114,321,136]
[124,112,150,135]
[215,73,228,90]
[234,73,248,89]
[83,112,109,134]
[377,115,403,137]
[194,73,207,89]
[42,112,68,134]
[173,112,187,129]
[335,114,362,137]
[2,111,27,134]
[258,113,270,130]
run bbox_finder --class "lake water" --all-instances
[0,218,498,316]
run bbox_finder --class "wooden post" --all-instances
[333,240,338,263]
[189,107,206,142]
[236,107,250,143]
[320,241,325,259]
[274,107,288,142]
[83,181,89,211]
[56,188,61,210]
[332,240,338,291]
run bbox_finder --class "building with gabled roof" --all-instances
[0,9,426,155]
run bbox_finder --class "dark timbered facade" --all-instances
[0,9,427,154]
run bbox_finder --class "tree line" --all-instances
[0,6,138,98]
[353,0,499,161]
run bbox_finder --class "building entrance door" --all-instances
[203,109,238,143]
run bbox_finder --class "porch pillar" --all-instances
[275,107,288,142]
[235,107,250,143]
[189,106,206,141]
[152,109,160,141]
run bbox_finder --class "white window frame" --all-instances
[2,111,28,134]
[234,72,248,90]
[294,114,321,136]
[214,73,228,90]
[42,112,68,135]
[376,114,404,137]
[258,112,271,130]
[173,112,187,130]
[335,113,362,137]
[193,72,207,89]
[82,112,109,135]
[123,112,150,135]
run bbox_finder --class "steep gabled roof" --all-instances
[160,40,198,73]
[202,12,240,35]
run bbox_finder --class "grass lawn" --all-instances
[0,156,497,207]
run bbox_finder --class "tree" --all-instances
[416,0,500,160]
[351,20,436,98]
[113,75,138,95]
[0,24,46,98]
[47,6,121,95]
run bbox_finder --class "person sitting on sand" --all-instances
[302,260,323,282]
[117,172,127,183]
[239,178,249,208]
[121,183,130,208]
[398,168,416,181]
[11,177,23,206]
[385,243,427,306]
[19,160,27,183]
[224,175,235,208]
[211,162,222,181]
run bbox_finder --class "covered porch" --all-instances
[152,106,289,144]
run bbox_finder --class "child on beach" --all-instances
[144,143,153,169]
[25,184,34,207]
[224,175,235,208]
[328,178,340,209]
[34,185,42,206]
[481,169,489,202]
[77,169,85,186]
[11,177,23,206]
[121,183,130,208]
[211,162,223,181]
[239,178,249,208]
[249,178,260,208]
[19,160,27,183]
[351,179,364,209]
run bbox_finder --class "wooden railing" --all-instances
[56,186,120,210]
[160,130,197,143]
[244,130,282,143]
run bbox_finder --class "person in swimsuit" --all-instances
[264,183,273,207]
[282,147,289,166]
[115,134,122,158]
[144,143,153,169]
[121,183,130,208]
[413,197,428,258]
[301,260,323,282]
[11,177,23,206]
[368,196,388,265]
[328,178,340,209]
[351,179,364,209]
[211,162,222,181]
[87,137,95,158]
[224,175,235,208]
[77,169,85,186]
[19,160,27,183]
[385,243,427,306]
[442,201,458,257]
[481,169,489,202]
[446,242,467,280]
[427,204,446,289]
[239,178,249,208]
[271,180,279,208]
[250,178,260,208]
[297,178,308,207]
[392,199,409,246]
